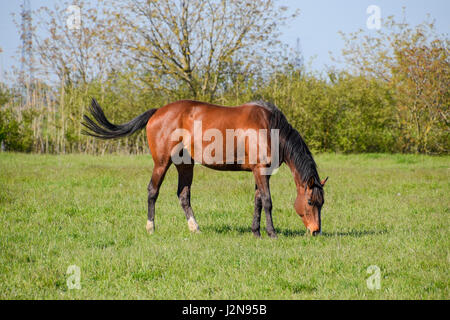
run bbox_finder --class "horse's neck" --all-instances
[285,159,305,193]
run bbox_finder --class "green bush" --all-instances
[0,68,447,155]
[254,70,396,153]
[0,108,33,152]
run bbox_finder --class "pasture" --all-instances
[0,152,448,299]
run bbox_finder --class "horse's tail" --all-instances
[81,98,157,140]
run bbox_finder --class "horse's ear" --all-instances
[321,177,329,186]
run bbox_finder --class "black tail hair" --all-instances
[81,98,157,140]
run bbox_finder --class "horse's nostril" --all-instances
[312,230,320,236]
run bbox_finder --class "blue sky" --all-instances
[0,0,449,80]
[280,0,449,71]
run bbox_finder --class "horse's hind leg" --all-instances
[176,164,200,233]
[252,184,262,238]
[146,160,171,234]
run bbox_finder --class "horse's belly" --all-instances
[201,163,253,172]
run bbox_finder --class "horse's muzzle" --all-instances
[307,227,321,236]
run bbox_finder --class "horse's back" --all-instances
[151,100,270,130]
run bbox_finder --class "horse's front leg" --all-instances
[252,185,262,238]
[253,169,276,238]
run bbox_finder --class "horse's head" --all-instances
[294,177,328,236]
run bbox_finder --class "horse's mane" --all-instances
[251,100,324,204]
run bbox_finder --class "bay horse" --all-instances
[82,99,327,238]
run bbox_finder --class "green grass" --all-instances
[0,152,448,299]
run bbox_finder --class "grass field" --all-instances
[0,152,448,299]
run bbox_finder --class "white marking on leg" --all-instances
[187,216,200,233]
[146,220,154,234]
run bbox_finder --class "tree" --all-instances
[30,0,115,85]
[109,0,297,99]
[393,40,449,153]
[338,14,449,154]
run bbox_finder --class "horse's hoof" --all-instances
[268,232,278,239]
[146,220,155,234]
[252,231,261,238]
[187,217,200,233]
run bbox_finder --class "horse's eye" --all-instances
[308,200,313,206]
